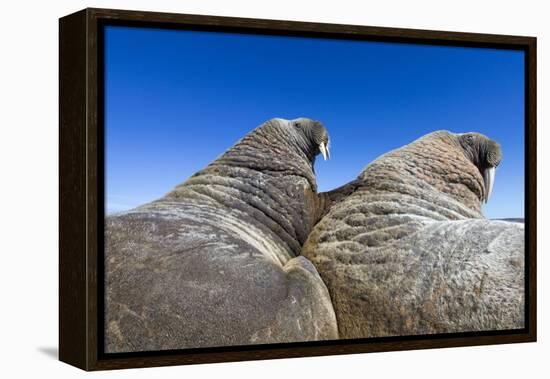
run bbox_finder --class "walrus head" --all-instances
[457,132,502,203]
[292,118,330,161]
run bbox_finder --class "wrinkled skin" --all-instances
[105,118,338,353]
[302,131,524,339]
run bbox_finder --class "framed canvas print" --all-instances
[59,8,537,371]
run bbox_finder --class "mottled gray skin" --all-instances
[302,131,524,339]
[105,118,338,353]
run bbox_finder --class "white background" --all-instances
[1,0,547,377]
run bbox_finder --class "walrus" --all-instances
[302,130,524,339]
[105,118,338,352]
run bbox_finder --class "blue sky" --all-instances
[105,26,525,219]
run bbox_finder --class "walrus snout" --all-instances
[457,132,502,203]
[292,118,331,161]
[486,140,502,167]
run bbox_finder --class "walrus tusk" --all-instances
[319,142,330,160]
[483,167,496,203]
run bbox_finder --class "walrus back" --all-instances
[104,118,337,352]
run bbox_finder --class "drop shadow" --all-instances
[37,346,58,359]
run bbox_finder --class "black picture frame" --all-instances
[59,7,537,371]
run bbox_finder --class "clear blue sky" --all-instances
[105,26,525,219]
